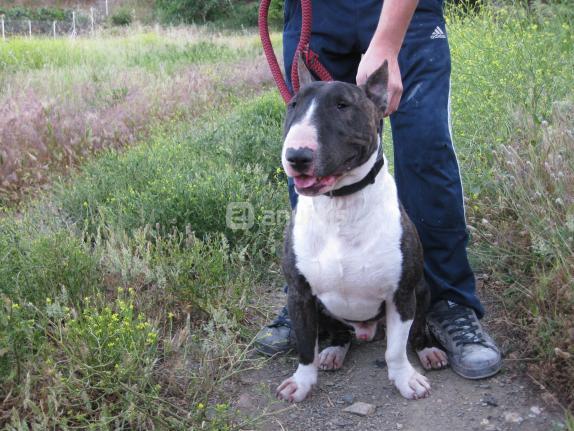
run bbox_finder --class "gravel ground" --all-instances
[232,288,567,431]
[234,340,565,431]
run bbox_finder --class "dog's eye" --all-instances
[288,99,297,109]
[337,102,349,110]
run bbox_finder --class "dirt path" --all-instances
[234,289,566,430]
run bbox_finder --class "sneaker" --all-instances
[253,306,295,356]
[427,300,502,379]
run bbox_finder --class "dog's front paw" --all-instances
[276,364,317,402]
[319,345,349,371]
[389,366,431,400]
[417,347,448,370]
[276,376,313,402]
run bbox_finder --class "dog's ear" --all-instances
[297,53,316,88]
[362,60,388,112]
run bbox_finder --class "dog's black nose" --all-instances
[286,147,313,172]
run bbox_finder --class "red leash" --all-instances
[258,0,333,103]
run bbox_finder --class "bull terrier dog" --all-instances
[276,60,448,403]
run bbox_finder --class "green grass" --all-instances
[0,28,274,205]
[55,93,287,251]
[448,3,574,195]
[0,93,286,428]
[446,2,574,410]
[0,32,257,74]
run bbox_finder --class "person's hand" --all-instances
[356,46,402,117]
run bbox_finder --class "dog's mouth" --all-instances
[293,174,340,195]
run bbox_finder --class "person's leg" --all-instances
[358,0,501,378]
[254,0,363,355]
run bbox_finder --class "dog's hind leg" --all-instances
[410,279,448,370]
[318,312,352,371]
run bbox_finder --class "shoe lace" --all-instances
[269,306,291,328]
[434,305,487,347]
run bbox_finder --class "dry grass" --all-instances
[0,31,273,205]
[473,100,574,409]
[3,0,98,7]
[0,91,286,429]
[446,3,573,411]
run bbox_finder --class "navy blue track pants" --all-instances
[283,0,484,317]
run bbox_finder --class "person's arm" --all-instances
[356,0,418,116]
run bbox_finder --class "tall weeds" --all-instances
[478,101,574,407]
[447,3,574,409]
[0,32,272,205]
[0,93,285,428]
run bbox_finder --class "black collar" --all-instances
[324,153,384,197]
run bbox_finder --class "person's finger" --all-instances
[384,87,401,116]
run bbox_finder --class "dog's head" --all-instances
[281,59,388,196]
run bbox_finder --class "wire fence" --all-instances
[0,0,115,39]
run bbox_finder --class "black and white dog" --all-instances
[276,60,448,403]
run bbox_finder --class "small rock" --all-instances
[530,405,542,415]
[503,411,523,424]
[333,418,353,427]
[479,384,491,389]
[343,402,376,417]
[482,394,498,407]
[480,418,490,426]
[396,424,403,430]
[342,394,355,404]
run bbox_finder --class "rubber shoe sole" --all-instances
[449,353,502,380]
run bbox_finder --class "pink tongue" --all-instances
[293,176,318,188]
[293,175,337,189]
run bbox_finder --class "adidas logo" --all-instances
[430,26,446,39]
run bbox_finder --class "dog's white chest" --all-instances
[293,170,403,322]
